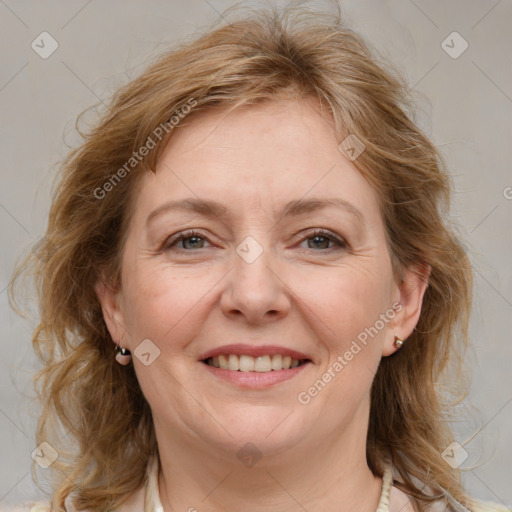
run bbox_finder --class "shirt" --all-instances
[7,456,510,512]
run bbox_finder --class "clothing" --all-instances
[7,456,510,512]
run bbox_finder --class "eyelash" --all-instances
[161,228,348,253]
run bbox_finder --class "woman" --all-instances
[9,4,510,512]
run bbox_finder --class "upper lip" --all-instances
[199,344,312,362]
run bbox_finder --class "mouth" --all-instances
[198,344,313,388]
[202,354,311,372]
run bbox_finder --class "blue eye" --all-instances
[181,235,205,249]
[162,229,347,252]
[299,229,347,251]
[164,231,209,251]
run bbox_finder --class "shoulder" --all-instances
[389,484,511,512]
[386,461,511,512]
[1,477,147,512]
[469,499,511,512]
[0,502,51,512]
[423,496,511,512]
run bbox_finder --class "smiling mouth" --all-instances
[203,354,311,372]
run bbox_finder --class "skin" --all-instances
[96,97,428,512]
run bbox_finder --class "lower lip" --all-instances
[201,361,312,388]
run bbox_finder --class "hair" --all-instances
[10,2,475,511]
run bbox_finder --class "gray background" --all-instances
[1,0,511,508]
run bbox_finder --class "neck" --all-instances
[156,407,383,511]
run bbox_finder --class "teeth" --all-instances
[254,355,271,372]
[228,354,238,371]
[206,354,305,372]
[271,354,282,370]
[239,355,255,372]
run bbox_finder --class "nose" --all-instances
[220,238,291,325]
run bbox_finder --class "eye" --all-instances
[161,228,348,253]
[163,230,211,251]
[298,229,348,251]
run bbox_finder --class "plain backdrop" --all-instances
[1,0,511,508]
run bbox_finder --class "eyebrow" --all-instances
[146,197,365,227]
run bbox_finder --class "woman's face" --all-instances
[97,97,426,460]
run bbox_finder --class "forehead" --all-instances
[132,98,382,227]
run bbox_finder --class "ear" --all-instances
[94,276,127,349]
[382,263,430,357]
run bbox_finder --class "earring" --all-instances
[394,337,404,349]
[115,346,132,365]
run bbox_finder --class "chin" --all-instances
[197,406,305,456]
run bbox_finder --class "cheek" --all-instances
[121,262,219,352]
[304,275,388,401]
[300,263,393,343]
[294,262,394,400]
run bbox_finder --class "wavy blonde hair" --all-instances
[10,3,475,511]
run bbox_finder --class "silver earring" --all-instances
[115,346,132,365]
[394,337,404,349]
